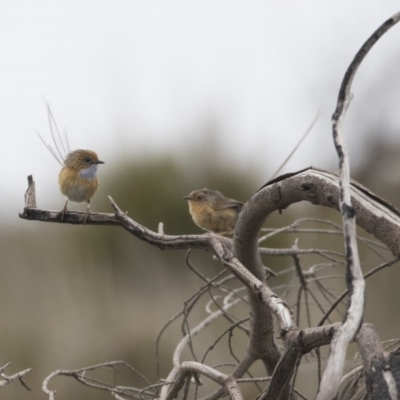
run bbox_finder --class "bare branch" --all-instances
[166,361,243,400]
[20,169,400,256]
[316,11,400,400]
[270,108,321,180]
[160,297,243,400]
[42,361,152,400]
[318,257,400,326]
[24,175,36,209]
[0,363,32,390]
[257,346,300,400]
[357,323,398,399]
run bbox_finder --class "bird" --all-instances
[36,101,104,223]
[58,149,104,222]
[183,188,244,235]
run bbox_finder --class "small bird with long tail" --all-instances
[37,101,104,223]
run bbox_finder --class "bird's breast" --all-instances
[59,167,99,203]
[78,164,98,179]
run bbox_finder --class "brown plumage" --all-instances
[183,188,243,235]
[58,149,104,222]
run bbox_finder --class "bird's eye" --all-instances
[84,157,92,163]
[196,195,203,201]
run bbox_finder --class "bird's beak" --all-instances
[97,160,105,164]
[183,196,190,200]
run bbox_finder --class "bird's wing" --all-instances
[218,199,244,211]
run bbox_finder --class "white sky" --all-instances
[1,1,400,226]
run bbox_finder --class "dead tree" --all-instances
[18,10,400,400]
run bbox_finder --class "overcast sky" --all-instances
[1,1,400,226]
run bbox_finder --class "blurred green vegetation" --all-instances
[1,148,400,399]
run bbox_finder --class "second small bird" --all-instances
[58,149,104,222]
[183,188,244,235]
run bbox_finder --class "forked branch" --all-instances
[0,363,32,391]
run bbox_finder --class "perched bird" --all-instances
[36,101,104,223]
[183,188,244,235]
[58,149,104,222]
